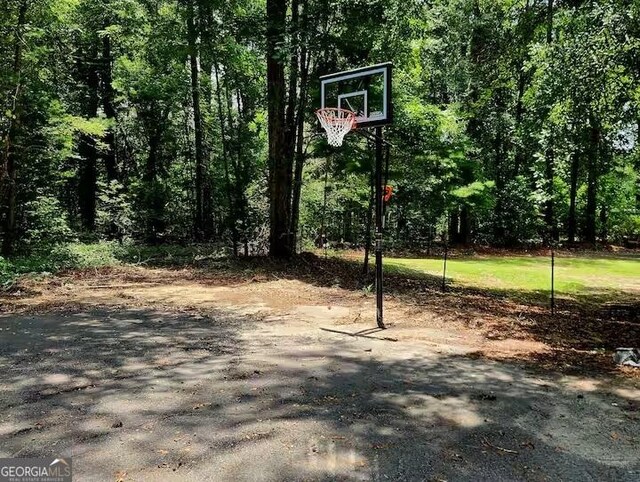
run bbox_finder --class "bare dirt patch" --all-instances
[2,255,638,380]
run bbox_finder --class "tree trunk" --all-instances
[289,0,310,250]
[493,127,506,245]
[212,63,239,256]
[144,121,165,243]
[2,150,17,256]
[225,80,246,254]
[187,1,206,240]
[512,70,527,178]
[567,150,580,244]
[78,41,100,233]
[146,134,163,243]
[198,3,218,241]
[267,0,292,257]
[584,114,599,245]
[362,170,374,280]
[459,205,470,244]
[234,86,254,256]
[637,119,640,208]
[544,146,557,242]
[546,0,554,45]
[599,205,607,243]
[455,0,482,247]
[543,0,556,242]
[1,1,27,256]
[512,0,532,181]
[284,0,299,162]
[102,34,118,182]
[290,122,305,253]
[448,208,459,243]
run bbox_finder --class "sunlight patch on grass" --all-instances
[386,255,640,295]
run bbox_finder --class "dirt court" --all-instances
[1,263,639,481]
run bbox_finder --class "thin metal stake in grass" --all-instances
[550,248,555,314]
[442,213,449,292]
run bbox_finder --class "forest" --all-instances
[2,2,640,475]
[1,0,639,260]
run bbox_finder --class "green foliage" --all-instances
[0,0,638,259]
[0,256,14,288]
[22,196,74,252]
[299,157,371,245]
[97,180,135,239]
[64,241,127,267]
[451,181,495,203]
[0,241,126,288]
[601,164,640,240]
[65,115,112,138]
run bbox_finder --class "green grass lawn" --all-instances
[386,254,640,296]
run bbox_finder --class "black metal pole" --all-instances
[551,248,555,314]
[442,218,448,292]
[321,156,329,258]
[375,127,386,329]
[362,168,374,281]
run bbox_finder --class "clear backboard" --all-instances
[319,63,392,129]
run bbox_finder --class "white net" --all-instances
[315,108,356,147]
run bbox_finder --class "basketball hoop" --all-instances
[315,108,356,147]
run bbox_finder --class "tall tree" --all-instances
[187,0,207,239]
[102,32,118,182]
[1,0,28,255]
[77,40,100,232]
[266,0,292,257]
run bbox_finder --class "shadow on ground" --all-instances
[0,307,246,450]
[37,250,636,375]
[1,305,639,480]
[151,252,640,374]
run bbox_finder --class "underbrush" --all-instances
[0,242,127,289]
[122,243,228,266]
[0,242,229,289]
